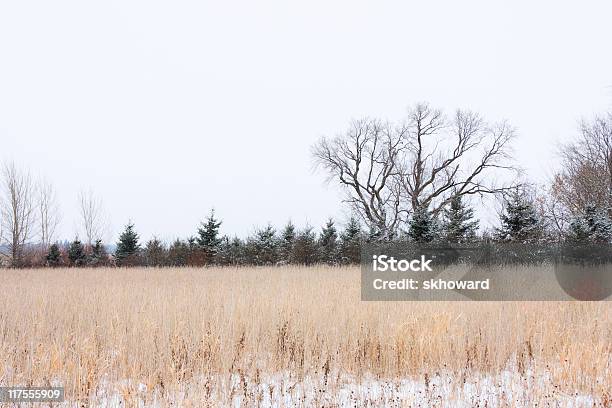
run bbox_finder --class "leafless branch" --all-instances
[552,112,612,217]
[0,162,36,265]
[312,103,520,238]
[37,178,61,248]
[78,189,107,246]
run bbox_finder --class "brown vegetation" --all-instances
[0,266,610,406]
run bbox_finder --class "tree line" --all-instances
[1,102,610,267]
[43,214,362,267]
[312,103,612,244]
[12,187,612,268]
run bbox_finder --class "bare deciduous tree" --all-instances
[539,187,570,238]
[552,112,612,221]
[37,179,61,248]
[312,118,408,240]
[312,103,520,239]
[0,162,36,265]
[78,189,106,246]
[400,104,518,214]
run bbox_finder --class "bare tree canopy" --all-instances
[37,179,61,248]
[312,103,519,239]
[552,112,612,220]
[0,162,36,265]
[312,118,407,240]
[78,189,107,246]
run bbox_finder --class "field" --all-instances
[0,266,610,407]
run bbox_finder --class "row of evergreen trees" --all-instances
[407,193,612,245]
[44,192,612,267]
[46,213,362,267]
[46,239,108,267]
[141,215,363,267]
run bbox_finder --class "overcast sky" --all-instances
[1,0,611,243]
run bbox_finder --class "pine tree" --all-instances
[567,216,591,243]
[583,205,612,243]
[442,196,479,243]
[115,223,141,265]
[226,236,245,265]
[318,218,338,264]
[187,236,198,250]
[217,235,244,265]
[279,221,296,263]
[495,192,543,243]
[168,239,189,266]
[247,225,278,265]
[339,217,361,264]
[407,206,439,243]
[197,209,222,263]
[145,237,166,266]
[88,239,108,266]
[566,205,612,243]
[46,243,62,267]
[68,238,86,266]
[292,226,318,265]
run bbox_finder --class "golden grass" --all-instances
[0,266,610,406]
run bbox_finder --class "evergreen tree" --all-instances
[68,238,86,266]
[196,209,222,262]
[167,239,189,266]
[217,236,245,265]
[46,243,62,267]
[227,236,246,265]
[215,236,229,265]
[318,218,338,264]
[278,221,296,263]
[339,217,361,264]
[292,226,318,265]
[442,196,479,243]
[144,237,166,266]
[567,216,592,243]
[115,223,141,265]
[88,239,108,266]
[187,236,198,251]
[495,192,543,243]
[583,205,612,243]
[247,225,278,265]
[407,206,439,243]
[566,205,612,244]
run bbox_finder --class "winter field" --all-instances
[0,266,610,407]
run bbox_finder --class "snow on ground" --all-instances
[39,368,605,407]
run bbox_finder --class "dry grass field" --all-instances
[0,266,610,407]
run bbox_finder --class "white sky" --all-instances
[1,0,611,243]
